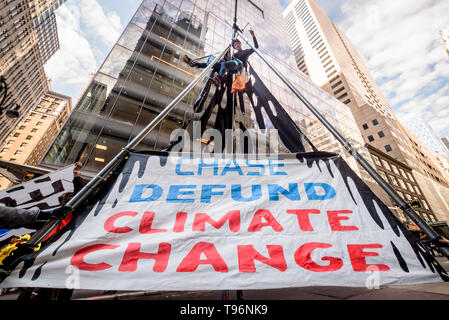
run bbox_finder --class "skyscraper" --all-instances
[0,0,66,144]
[404,118,449,157]
[283,0,449,185]
[283,0,449,221]
[41,0,372,189]
[34,5,63,64]
[0,91,72,190]
[283,0,394,118]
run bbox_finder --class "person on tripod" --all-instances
[210,28,259,89]
[184,28,259,90]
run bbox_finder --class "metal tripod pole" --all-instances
[26,44,231,247]
[236,29,449,259]
[234,0,238,31]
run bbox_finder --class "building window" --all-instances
[334,87,345,95]
[398,178,407,189]
[371,154,381,166]
[391,164,399,175]
[378,131,385,138]
[329,75,340,83]
[331,81,342,89]
[372,119,379,126]
[381,159,391,171]
[368,135,374,142]
[412,186,420,196]
[362,124,368,130]
[379,170,388,181]
[400,169,407,179]
[385,145,392,152]
[13,133,20,137]
[337,92,348,100]
[26,135,32,140]
[327,70,337,78]
[390,175,398,187]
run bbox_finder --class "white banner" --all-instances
[1,153,446,290]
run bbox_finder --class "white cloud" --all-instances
[78,0,123,48]
[333,0,449,138]
[44,0,125,102]
[45,3,97,94]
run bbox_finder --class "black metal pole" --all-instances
[234,0,238,25]
[233,0,238,38]
[236,29,449,259]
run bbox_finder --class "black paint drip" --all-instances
[391,241,409,273]
[31,262,47,281]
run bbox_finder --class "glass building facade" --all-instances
[41,0,369,177]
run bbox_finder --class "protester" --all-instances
[419,232,449,256]
[184,50,231,88]
[2,162,86,301]
[439,236,449,246]
[211,28,259,88]
[57,162,86,205]
[0,204,68,230]
[184,28,259,90]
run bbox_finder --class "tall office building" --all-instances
[404,118,449,157]
[283,0,394,118]
[0,91,72,190]
[0,0,66,144]
[283,0,449,221]
[41,0,375,195]
[34,6,62,64]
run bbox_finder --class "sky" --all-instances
[44,0,141,103]
[45,0,449,140]
[280,0,449,140]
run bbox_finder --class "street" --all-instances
[2,257,448,301]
